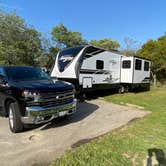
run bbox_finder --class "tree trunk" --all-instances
[153,74,157,87]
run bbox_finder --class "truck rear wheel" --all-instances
[8,102,24,133]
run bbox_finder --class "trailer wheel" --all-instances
[78,93,86,102]
[8,102,24,133]
[118,85,125,94]
[125,86,129,93]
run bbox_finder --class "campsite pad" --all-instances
[0,99,150,166]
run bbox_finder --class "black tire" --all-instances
[8,102,24,133]
[118,85,125,94]
[125,86,129,93]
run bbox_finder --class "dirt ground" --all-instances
[0,99,150,166]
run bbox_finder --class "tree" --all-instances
[0,10,44,66]
[121,37,141,56]
[138,35,166,85]
[46,46,60,71]
[90,38,120,50]
[51,23,87,48]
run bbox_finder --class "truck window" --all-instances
[122,60,131,69]
[5,67,51,81]
[144,61,149,71]
[0,67,5,76]
[135,59,142,70]
[96,60,104,69]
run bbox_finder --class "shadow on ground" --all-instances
[23,87,149,132]
[82,89,118,100]
[80,87,150,101]
[146,148,166,166]
[40,101,98,130]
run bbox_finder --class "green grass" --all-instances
[50,87,166,166]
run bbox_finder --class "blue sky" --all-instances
[0,0,166,48]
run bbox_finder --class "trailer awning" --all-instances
[84,46,105,58]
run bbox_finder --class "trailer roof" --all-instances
[59,45,150,61]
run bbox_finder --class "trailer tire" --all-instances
[125,86,129,93]
[118,85,125,94]
[8,102,24,133]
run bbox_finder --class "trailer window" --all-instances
[122,60,131,68]
[144,61,149,71]
[135,59,142,70]
[96,60,104,69]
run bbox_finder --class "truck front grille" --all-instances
[27,90,74,108]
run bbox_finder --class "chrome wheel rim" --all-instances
[9,107,14,128]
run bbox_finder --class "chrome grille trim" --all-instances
[27,90,74,108]
[39,90,73,100]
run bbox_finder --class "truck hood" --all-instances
[10,80,73,92]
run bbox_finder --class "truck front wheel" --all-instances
[8,102,24,133]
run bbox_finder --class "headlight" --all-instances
[22,90,38,98]
[66,82,72,85]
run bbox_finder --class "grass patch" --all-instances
[50,87,166,166]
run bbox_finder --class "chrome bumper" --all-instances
[21,99,77,124]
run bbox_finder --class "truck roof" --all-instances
[0,65,38,68]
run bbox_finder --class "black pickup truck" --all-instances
[0,66,76,133]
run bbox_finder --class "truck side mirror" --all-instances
[0,75,7,85]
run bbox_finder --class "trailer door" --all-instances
[121,57,134,83]
[109,57,120,83]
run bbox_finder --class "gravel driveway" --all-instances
[0,99,150,166]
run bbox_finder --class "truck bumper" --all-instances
[21,99,77,124]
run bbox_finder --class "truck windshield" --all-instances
[5,67,51,81]
[58,46,84,72]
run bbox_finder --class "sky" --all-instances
[0,0,166,48]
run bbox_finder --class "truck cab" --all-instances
[0,66,76,133]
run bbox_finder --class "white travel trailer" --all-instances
[50,45,151,93]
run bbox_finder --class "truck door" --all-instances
[0,67,9,116]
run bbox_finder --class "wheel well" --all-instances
[4,98,15,117]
